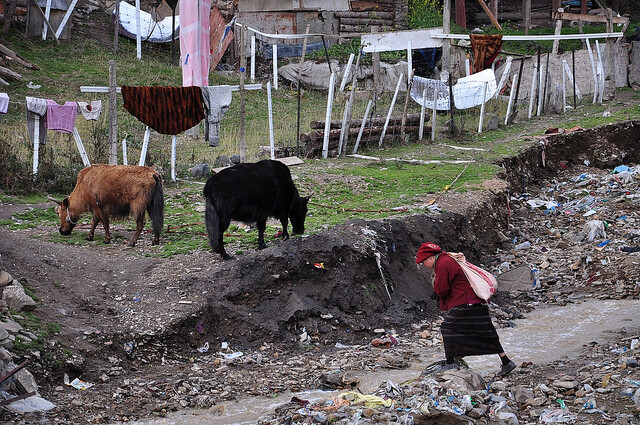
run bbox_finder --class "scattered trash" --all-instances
[224,352,243,360]
[123,341,136,358]
[64,374,93,390]
[27,81,41,89]
[583,220,606,242]
[197,342,210,353]
[314,262,327,269]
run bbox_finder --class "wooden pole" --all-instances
[250,34,256,82]
[431,85,437,141]
[401,67,413,142]
[339,53,355,93]
[340,51,362,156]
[296,25,310,156]
[114,0,120,53]
[505,73,518,125]
[455,0,466,29]
[419,88,427,140]
[108,60,118,165]
[379,72,403,148]
[171,135,177,181]
[475,0,502,30]
[353,99,372,154]
[240,25,246,161]
[528,63,537,119]
[443,0,451,70]
[478,81,487,133]
[32,116,40,175]
[267,81,275,159]
[562,60,567,114]
[523,0,531,35]
[135,0,141,60]
[272,43,278,90]
[371,26,380,95]
[322,72,336,158]
[572,49,577,108]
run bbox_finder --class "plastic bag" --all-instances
[447,253,498,300]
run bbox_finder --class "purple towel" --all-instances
[46,100,78,133]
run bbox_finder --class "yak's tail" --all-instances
[150,174,164,238]
[204,198,220,252]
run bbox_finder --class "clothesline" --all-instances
[79,84,262,93]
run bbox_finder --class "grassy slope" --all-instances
[2,17,640,257]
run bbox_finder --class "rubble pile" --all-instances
[254,162,640,424]
[0,261,54,414]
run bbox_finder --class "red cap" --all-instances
[416,242,442,264]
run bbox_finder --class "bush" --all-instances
[409,0,443,29]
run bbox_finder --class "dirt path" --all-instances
[1,120,640,424]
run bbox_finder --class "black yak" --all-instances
[203,160,310,259]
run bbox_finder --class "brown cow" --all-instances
[50,164,164,247]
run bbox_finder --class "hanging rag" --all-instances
[26,96,48,146]
[410,75,450,111]
[413,47,443,77]
[201,85,232,147]
[46,100,78,133]
[452,68,497,109]
[121,86,205,135]
[0,93,9,114]
[470,34,503,74]
[77,100,102,121]
[179,0,211,86]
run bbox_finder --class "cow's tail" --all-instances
[150,174,164,237]
[205,198,220,252]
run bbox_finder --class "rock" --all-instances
[514,385,535,403]
[440,369,486,391]
[0,325,8,341]
[15,368,39,394]
[1,319,22,334]
[190,163,210,177]
[0,347,11,362]
[2,282,37,311]
[553,380,578,390]
[0,270,12,287]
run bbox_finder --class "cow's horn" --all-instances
[306,190,314,199]
[47,195,61,205]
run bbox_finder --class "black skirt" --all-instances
[441,304,504,358]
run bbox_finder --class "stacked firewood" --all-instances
[302,113,431,158]
[336,0,397,34]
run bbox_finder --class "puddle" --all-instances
[125,298,640,425]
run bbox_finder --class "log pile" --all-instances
[302,113,431,158]
[336,0,396,34]
[0,43,39,86]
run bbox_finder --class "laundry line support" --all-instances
[32,116,40,176]
[267,81,275,160]
[353,99,372,155]
[71,127,91,167]
[431,84,437,141]
[379,72,403,148]
[419,88,427,141]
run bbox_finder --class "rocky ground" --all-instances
[0,121,640,424]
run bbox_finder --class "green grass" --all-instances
[0,205,57,230]
[2,18,640,257]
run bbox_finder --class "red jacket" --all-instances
[432,253,483,311]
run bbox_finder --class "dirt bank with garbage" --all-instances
[0,120,639,424]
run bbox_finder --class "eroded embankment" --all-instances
[147,120,640,357]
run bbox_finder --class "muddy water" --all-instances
[128,298,640,425]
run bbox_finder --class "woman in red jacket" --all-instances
[416,242,516,376]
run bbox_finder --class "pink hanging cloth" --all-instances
[45,100,77,133]
[179,0,211,87]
